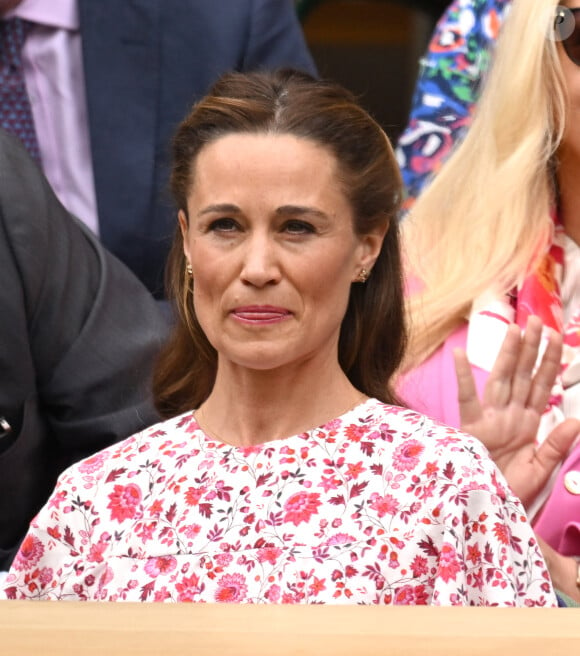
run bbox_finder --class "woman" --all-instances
[401,0,580,602]
[3,70,553,605]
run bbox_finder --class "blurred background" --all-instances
[298,0,448,141]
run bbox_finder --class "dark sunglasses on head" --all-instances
[555,6,580,65]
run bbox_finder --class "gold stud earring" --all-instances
[186,263,193,278]
[357,268,369,283]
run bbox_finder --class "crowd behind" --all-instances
[2,0,580,607]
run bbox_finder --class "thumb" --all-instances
[534,418,580,480]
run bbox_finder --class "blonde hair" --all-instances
[403,0,567,370]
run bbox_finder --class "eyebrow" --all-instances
[197,203,241,217]
[197,204,330,220]
[276,205,329,220]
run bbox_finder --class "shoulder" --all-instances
[362,399,502,475]
[56,411,200,490]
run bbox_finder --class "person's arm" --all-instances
[0,130,168,568]
[453,315,580,509]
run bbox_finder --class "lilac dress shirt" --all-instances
[6,0,98,234]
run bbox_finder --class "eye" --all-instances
[208,218,240,233]
[283,220,316,235]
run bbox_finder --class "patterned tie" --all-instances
[0,17,40,161]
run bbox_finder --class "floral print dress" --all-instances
[396,0,512,207]
[3,398,555,606]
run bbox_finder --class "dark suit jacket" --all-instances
[0,130,168,570]
[79,0,317,296]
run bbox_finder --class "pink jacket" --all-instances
[399,322,580,558]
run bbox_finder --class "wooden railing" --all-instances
[2,602,580,655]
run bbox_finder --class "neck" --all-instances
[197,356,367,447]
[558,149,580,245]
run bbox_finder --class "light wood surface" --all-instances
[2,602,580,655]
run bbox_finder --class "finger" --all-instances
[510,316,543,405]
[483,323,522,407]
[533,418,580,486]
[454,348,482,425]
[527,328,563,412]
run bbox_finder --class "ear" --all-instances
[178,209,191,263]
[353,224,388,281]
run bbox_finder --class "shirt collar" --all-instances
[7,0,78,30]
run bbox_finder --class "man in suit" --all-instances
[0,129,169,571]
[1,0,317,296]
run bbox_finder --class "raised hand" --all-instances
[453,315,580,509]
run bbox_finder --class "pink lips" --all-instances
[231,305,291,324]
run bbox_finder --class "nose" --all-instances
[240,233,281,288]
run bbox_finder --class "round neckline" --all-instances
[192,397,377,451]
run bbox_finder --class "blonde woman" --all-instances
[401,0,580,603]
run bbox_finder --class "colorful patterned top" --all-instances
[3,398,555,606]
[396,0,512,207]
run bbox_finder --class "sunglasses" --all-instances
[555,6,580,65]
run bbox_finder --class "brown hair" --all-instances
[154,69,406,417]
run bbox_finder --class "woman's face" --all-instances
[559,1,580,160]
[179,133,384,374]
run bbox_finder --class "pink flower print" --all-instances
[215,552,233,567]
[144,556,177,577]
[369,492,400,518]
[175,573,204,602]
[392,440,424,472]
[437,543,462,583]
[215,573,248,603]
[38,567,54,586]
[78,452,107,474]
[318,475,340,493]
[283,492,322,526]
[154,586,172,602]
[87,537,109,564]
[107,483,142,523]
[326,533,355,546]
[266,584,281,602]
[257,547,283,565]
[12,534,44,571]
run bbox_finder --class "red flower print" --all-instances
[175,573,204,601]
[185,486,204,506]
[345,424,367,442]
[257,546,283,565]
[215,573,248,603]
[392,440,424,472]
[12,534,44,571]
[437,543,462,583]
[369,492,399,518]
[410,555,429,578]
[107,483,142,523]
[144,556,177,577]
[493,522,511,545]
[346,461,365,480]
[309,576,326,596]
[394,584,429,605]
[466,544,482,565]
[283,492,322,526]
